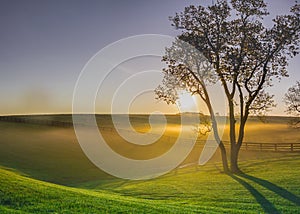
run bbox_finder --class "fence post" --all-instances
[260,143,262,151]
[291,143,294,152]
[245,142,248,150]
[274,144,277,152]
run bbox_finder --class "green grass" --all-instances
[0,115,298,185]
[0,167,186,213]
[1,155,300,213]
[0,115,300,213]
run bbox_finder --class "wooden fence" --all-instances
[242,142,300,152]
[191,140,300,152]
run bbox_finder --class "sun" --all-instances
[177,91,198,113]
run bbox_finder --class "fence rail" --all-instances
[192,140,300,152]
[242,142,300,152]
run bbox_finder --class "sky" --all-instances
[0,0,299,115]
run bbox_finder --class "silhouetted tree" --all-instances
[284,81,300,128]
[156,0,300,173]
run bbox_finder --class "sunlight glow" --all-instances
[177,91,199,113]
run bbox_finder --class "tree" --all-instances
[284,81,300,127]
[155,0,300,173]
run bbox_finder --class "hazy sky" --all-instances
[0,0,299,115]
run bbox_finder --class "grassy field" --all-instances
[0,115,299,213]
[1,155,300,213]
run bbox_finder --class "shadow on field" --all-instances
[240,173,300,206]
[230,173,300,214]
[229,174,279,214]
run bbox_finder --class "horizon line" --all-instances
[0,112,297,118]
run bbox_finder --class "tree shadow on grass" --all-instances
[230,172,300,214]
[239,173,300,206]
[229,174,280,214]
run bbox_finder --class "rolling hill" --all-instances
[0,115,300,213]
[1,154,300,213]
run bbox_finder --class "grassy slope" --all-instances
[1,154,300,213]
[0,122,113,185]
[0,115,300,213]
[0,167,185,213]
[0,115,299,186]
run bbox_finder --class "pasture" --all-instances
[0,114,299,213]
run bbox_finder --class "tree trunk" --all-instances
[209,113,229,173]
[228,100,241,173]
[219,142,229,173]
[201,83,229,173]
[230,144,241,173]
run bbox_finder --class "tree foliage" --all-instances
[284,81,300,128]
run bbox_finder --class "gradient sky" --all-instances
[0,0,299,115]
